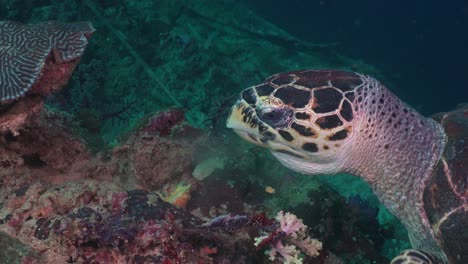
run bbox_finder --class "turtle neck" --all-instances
[343,75,447,260]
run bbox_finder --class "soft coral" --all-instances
[255,211,323,264]
[143,109,185,136]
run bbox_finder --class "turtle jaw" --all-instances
[226,99,268,147]
[227,99,310,159]
[271,150,343,175]
[227,99,345,174]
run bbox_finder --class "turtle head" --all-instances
[228,69,449,238]
[227,70,362,175]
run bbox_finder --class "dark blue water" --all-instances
[244,0,468,115]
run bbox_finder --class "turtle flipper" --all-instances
[390,249,443,264]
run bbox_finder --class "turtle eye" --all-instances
[258,108,293,128]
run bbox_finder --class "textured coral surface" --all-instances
[0,110,246,263]
[0,21,94,101]
[0,109,331,263]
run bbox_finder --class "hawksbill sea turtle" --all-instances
[227,69,467,263]
[0,20,95,103]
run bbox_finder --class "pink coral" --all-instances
[277,211,308,237]
[255,211,322,264]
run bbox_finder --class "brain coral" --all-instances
[0,21,95,101]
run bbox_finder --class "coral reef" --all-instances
[0,109,238,263]
[255,211,322,263]
[0,179,249,263]
[0,113,333,263]
[0,100,335,263]
[0,97,44,135]
[0,1,410,263]
[0,20,93,137]
[142,108,185,136]
[288,186,396,264]
[122,129,192,190]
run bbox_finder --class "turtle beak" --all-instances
[226,99,247,130]
[226,99,264,146]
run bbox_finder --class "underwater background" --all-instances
[0,0,467,263]
[244,0,468,115]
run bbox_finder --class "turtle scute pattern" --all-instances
[423,104,468,264]
[243,69,362,154]
[0,21,95,101]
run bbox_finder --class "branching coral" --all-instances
[255,211,322,264]
[198,211,323,263]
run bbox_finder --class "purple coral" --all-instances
[197,211,323,263]
[143,109,185,136]
[201,214,249,231]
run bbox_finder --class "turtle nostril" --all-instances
[258,108,293,128]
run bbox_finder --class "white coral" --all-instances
[256,211,322,264]
[276,211,307,238]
